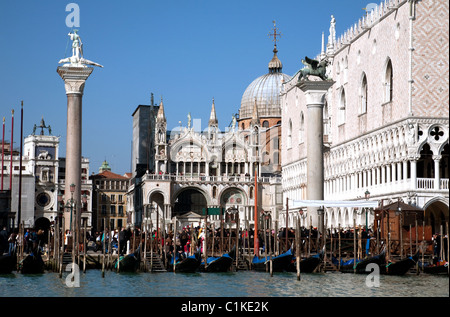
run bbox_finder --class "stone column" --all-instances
[297,80,334,232]
[433,155,441,190]
[410,156,419,190]
[57,66,94,231]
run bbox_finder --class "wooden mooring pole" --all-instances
[421,220,425,272]
[447,222,449,276]
[338,223,341,271]
[353,219,356,274]
[59,219,64,278]
[296,216,300,281]
[82,220,86,273]
[102,229,106,278]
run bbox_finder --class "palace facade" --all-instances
[281,0,449,231]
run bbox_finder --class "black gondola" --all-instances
[201,246,236,273]
[0,251,17,274]
[114,245,141,273]
[170,252,202,273]
[287,251,324,273]
[252,248,293,272]
[19,250,45,274]
[420,260,449,275]
[251,255,271,271]
[271,248,294,272]
[338,249,386,274]
[380,252,420,276]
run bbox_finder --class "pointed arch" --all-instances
[384,58,393,103]
[360,72,368,114]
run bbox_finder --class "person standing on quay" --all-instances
[0,227,8,255]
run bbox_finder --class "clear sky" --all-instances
[0,0,375,175]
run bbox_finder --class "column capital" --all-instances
[296,80,335,106]
[432,155,442,161]
[57,66,94,95]
[409,154,421,162]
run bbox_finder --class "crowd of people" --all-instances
[0,226,47,256]
[1,223,448,266]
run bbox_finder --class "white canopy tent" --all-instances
[290,199,379,209]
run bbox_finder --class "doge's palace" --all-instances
[281,0,449,232]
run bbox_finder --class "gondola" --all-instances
[271,248,294,272]
[380,252,420,276]
[420,260,449,275]
[19,250,45,274]
[0,251,17,274]
[338,249,386,274]
[251,255,271,271]
[201,246,236,273]
[252,248,293,272]
[170,252,202,273]
[114,245,141,273]
[287,250,324,273]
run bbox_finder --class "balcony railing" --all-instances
[143,173,282,184]
[324,177,449,201]
[417,178,435,190]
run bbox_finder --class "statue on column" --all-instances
[58,30,103,68]
[298,56,330,81]
[69,29,83,60]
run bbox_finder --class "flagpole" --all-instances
[254,166,259,256]
[18,101,24,227]
[1,117,5,190]
[9,110,14,191]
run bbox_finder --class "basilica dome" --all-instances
[239,46,291,121]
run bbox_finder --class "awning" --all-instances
[290,199,379,208]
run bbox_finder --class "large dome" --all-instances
[239,46,291,120]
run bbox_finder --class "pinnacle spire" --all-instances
[156,97,166,122]
[251,97,260,126]
[209,98,218,126]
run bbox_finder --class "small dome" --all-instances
[99,160,111,173]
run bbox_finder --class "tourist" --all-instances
[0,226,8,255]
[8,231,17,255]
[119,227,127,255]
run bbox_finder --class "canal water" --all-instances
[1,270,448,298]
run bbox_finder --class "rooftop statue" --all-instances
[297,56,329,82]
[58,29,103,68]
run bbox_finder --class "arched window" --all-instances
[338,89,346,125]
[287,119,293,148]
[385,59,393,102]
[299,112,304,144]
[360,73,368,114]
[262,120,269,128]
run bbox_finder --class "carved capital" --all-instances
[57,66,93,95]
[432,155,442,162]
[64,80,86,95]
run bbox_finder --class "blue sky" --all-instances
[0,0,374,175]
